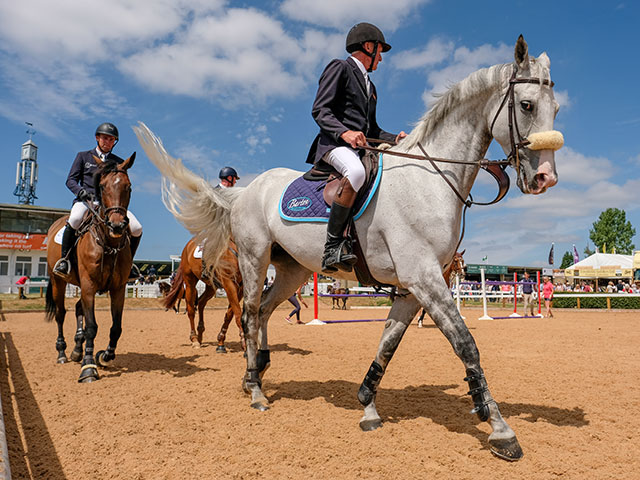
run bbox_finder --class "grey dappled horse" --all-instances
[136,36,562,461]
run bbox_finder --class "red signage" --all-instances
[0,232,48,251]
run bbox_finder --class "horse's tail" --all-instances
[45,279,56,322]
[162,266,185,311]
[134,121,240,272]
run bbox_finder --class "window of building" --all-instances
[0,255,8,276]
[38,256,48,277]
[14,256,32,276]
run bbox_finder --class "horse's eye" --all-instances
[520,101,534,112]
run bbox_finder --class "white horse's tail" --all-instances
[133,122,239,272]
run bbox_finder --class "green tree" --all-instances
[559,251,574,269]
[589,208,636,254]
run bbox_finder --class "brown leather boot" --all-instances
[321,178,358,273]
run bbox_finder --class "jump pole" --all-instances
[509,272,521,317]
[455,274,465,320]
[478,267,493,320]
[306,272,325,325]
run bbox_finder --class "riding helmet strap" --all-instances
[365,41,379,73]
[357,360,384,406]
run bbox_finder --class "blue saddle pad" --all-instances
[279,155,382,223]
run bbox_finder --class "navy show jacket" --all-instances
[65,148,124,201]
[306,57,396,164]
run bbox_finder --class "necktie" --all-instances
[364,72,371,96]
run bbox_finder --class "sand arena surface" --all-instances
[0,304,638,479]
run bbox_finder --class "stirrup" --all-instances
[53,258,71,276]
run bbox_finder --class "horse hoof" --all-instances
[250,401,270,411]
[78,364,99,383]
[489,436,524,461]
[57,356,68,364]
[191,342,201,349]
[95,350,114,368]
[216,345,227,353]
[70,350,83,363]
[359,417,383,432]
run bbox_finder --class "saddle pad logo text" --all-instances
[287,196,312,211]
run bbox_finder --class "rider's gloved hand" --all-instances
[77,189,91,202]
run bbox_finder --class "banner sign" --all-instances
[0,232,48,250]
[466,264,508,274]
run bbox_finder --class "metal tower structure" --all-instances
[13,122,39,205]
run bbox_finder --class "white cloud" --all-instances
[391,38,454,70]
[280,0,432,30]
[554,147,614,185]
[421,43,512,106]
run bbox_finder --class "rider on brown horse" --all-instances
[306,23,406,274]
[53,123,142,279]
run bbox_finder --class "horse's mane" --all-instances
[403,63,511,149]
[93,159,124,202]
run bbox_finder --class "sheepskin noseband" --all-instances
[526,130,564,151]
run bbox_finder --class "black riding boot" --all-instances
[129,234,142,280]
[321,179,358,273]
[53,224,77,276]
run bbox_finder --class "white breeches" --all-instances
[325,146,365,192]
[68,202,143,236]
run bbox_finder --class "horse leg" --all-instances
[78,290,99,383]
[244,253,312,409]
[52,280,69,364]
[194,284,214,346]
[70,299,85,363]
[358,293,420,431]
[217,277,244,353]
[411,277,523,461]
[184,276,200,347]
[96,287,125,368]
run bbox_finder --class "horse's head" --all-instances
[93,152,136,238]
[490,36,562,195]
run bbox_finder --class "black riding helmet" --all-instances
[219,166,240,180]
[95,122,119,148]
[346,23,391,72]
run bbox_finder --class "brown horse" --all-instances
[327,285,349,310]
[162,238,244,352]
[158,280,184,313]
[45,153,136,383]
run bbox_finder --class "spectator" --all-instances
[15,275,30,299]
[616,280,624,292]
[542,276,554,318]
[520,271,535,316]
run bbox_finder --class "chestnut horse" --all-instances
[162,238,245,352]
[327,285,349,310]
[45,153,136,383]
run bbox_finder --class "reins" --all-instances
[358,64,555,267]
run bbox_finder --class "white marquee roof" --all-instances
[565,252,633,270]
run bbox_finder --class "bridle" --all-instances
[83,167,131,255]
[360,63,555,261]
[362,64,555,207]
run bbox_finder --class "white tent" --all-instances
[565,253,633,279]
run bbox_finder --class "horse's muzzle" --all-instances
[107,219,129,237]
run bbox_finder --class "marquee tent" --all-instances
[565,253,634,280]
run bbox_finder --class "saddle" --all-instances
[303,150,380,209]
[302,151,391,288]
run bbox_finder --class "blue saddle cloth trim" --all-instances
[279,154,383,223]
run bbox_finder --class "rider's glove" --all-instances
[77,189,91,201]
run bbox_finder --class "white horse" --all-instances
[135,36,562,461]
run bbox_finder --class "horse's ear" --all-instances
[460,249,466,256]
[93,154,103,166]
[121,152,136,170]
[514,34,529,69]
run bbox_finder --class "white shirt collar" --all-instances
[350,55,368,77]
[95,147,108,159]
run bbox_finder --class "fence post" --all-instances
[455,274,465,319]
[307,272,325,325]
[509,272,521,317]
[478,268,493,320]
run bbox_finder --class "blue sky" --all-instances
[1,0,638,268]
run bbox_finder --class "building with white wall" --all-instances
[0,203,69,293]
